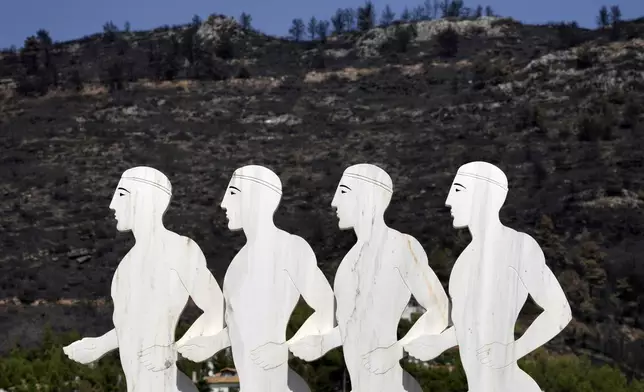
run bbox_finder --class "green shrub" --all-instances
[436,26,459,57]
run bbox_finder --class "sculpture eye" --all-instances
[341,190,347,194]
[119,192,125,196]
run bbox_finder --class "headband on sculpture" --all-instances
[232,165,282,196]
[343,164,393,193]
[121,166,172,197]
[456,162,508,192]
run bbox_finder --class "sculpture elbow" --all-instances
[424,310,449,334]
[202,310,225,330]
[308,310,335,333]
[548,299,572,331]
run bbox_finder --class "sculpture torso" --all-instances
[111,232,189,348]
[110,231,190,391]
[222,230,302,390]
[449,227,530,374]
[333,227,414,391]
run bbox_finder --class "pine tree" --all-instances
[609,5,622,40]
[380,5,396,26]
[239,12,252,31]
[357,1,376,32]
[474,5,483,18]
[316,20,330,42]
[308,16,318,40]
[289,18,305,41]
[331,9,345,33]
[401,7,412,21]
[597,5,610,28]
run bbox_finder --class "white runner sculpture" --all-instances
[402,161,573,392]
[62,166,224,392]
[289,164,450,392]
[177,165,335,391]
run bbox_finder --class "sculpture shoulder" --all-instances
[164,232,207,267]
[518,230,540,247]
[381,227,407,247]
[517,231,546,265]
[506,229,543,256]
[399,231,421,245]
[399,232,426,256]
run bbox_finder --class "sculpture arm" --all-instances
[213,327,232,352]
[397,236,450,349]
[174,239,225,347]
[404,325,457,360]
[316,326,343,355]
[436,326,457,350]
[176,327,231,361]
[285,236,336,346]
[510,234,572,361]
[97,329,119,354]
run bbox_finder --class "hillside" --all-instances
[1,9,644,380]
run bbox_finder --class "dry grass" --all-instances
[0,297,112,307]
[0,88,14,102]
[305,66,381,83]
[4,84,110,102]
[222,76,283,89]
[138,78,195,91]
[304,62,466,83]
[79,84,108,96]
[600,38,644,61]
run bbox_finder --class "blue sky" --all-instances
[1,0,643,48]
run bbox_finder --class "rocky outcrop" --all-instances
[356,16,513,57]
[197,14,247,46]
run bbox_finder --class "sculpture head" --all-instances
[445,161,508,229]
[331,163,393,233]
[108,166,172,232]
[220,165,282,232]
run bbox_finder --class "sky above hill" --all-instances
[1,0,643,48]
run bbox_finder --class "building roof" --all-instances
[205,367,240,385]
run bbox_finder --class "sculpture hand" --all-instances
[177,336,219,363]
[249,342,288,370]
[63,337,106,365]
[289,335,326,361]
[361,343,402,375]
[404,334,446,361]
[476,341,514,369]
[138,344,177,372]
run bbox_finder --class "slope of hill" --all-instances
[1,12,644,377]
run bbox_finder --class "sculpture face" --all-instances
[331,178,359,230]
[220,165,283,233]
[445,162,510,230]
[445,175,473,229]
[108,166,173,233]
[109,182,136,232]
[220,179,243,231]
